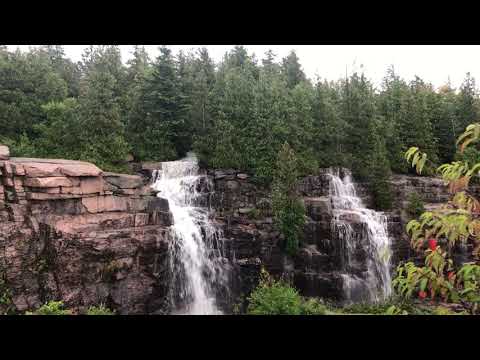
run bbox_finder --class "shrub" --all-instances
[247,269,325,315]
[301,298,327,315]
[86,304,115,315]
[26,301,72,315]
[247,271,302,315]
[406,192,425,218]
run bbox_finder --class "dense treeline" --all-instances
[1,45,479,209]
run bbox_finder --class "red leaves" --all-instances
[419,290,427,299]
[447,271,455,280]
[428,238,438,251]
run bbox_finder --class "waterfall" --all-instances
[327,168,392,303]
[151,152,229,315]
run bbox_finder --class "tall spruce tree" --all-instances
[281,50,307,89]
[130,46,189,161]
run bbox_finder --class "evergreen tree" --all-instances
[0,48,68,142]
[431,82,458,163]
[75,47,130,171]
[130,46,188,161]
[272,142,306,256]
[456,72,479,136]
[311,78,345,167]
[281,50,307,89]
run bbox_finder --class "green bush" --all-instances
[26,301,72,315]
[301,298,327,315]
[247,269,326,315]
[406,192,425,218]
[85,304,115,315]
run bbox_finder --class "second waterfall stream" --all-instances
[151,153,229,315]
[327,169,393,303]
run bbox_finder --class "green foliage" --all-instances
[0,132,38,157]
[26,301,72,315]
[405,147,428,174]
[406,193,425,218]
[0,273,13,314]
[300,298,328,315]
[271,143,306,256]
[395,122,480,314]
[2,45,480,198]
[85,304,115,315]
[247,269,326,315]
[129,46,188,162]
[393,246,458,302]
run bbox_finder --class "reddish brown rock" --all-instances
[3,177,14,187]
[80,177,104,194]
[12,158,102,177]
[134,213,149,227]
[60,163,102,177]
[82,195,128,213]
[26,192,84,201]
[60,186,84,195]
[103,172,143,189]
[0,145,9,160]
[11,163,25,176]
[24,176,73,188]
[28,187,61,194]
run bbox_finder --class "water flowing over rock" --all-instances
[151,153,230,315]
[327,168,392,303]
[3,142,470,314]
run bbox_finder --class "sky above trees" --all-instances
[6,45,480,90]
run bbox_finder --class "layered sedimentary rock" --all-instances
[1,143,462,313]
[206,168,456,305]
[0,150,173,314]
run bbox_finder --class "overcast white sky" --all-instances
[6,45,480,90]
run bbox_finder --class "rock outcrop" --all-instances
[206,169,460,307]
[0,149,173,314]
[0,145,464,314]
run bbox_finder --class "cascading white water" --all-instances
[151,152,228,315]
[327,168,392,303]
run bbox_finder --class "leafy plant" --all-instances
[393,245,458,302]
[247,269,303,315]
[394,124,480,314]
[246,269,325,315]
[406,192,425,218]
[26,301,72,315]
[85,304,115,315]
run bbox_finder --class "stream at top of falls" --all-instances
[151,152,229,315]
[327,168,393,304]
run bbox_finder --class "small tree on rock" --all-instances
[272,142,306,256]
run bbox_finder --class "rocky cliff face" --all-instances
[206,168,458,307]
[0,145,461,314]
[0,152,173,314]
